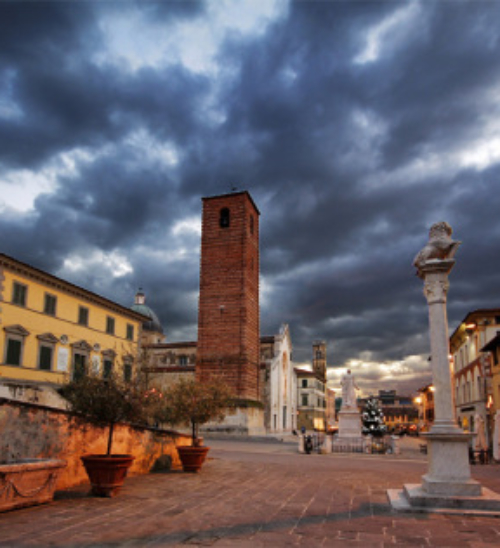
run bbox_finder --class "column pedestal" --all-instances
[422,431,480,496]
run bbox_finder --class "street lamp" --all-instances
[414,396,423,432]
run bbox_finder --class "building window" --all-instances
[103,359,113,378]
[102,349,116,379]
[106,316,115,335]
[3,325,29,366]
[302,379,307,388]
[220,207,230,228]
[12,282,27,307]
[179,355,188,366]
[123,361,132,382]
[78,306,89,326]
[6,338,22,365]
[126,324,134,341]
[73,353,86,380]
[39,346,53,371]
[44,293,57,316]
[37,333,58,371]
[301,395,308,406]
[71,340,91,380]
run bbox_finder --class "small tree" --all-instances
[362,396,387,438]
[156,378,232,446]
[59,371,157,456]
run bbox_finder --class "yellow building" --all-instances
[0,253,148,392]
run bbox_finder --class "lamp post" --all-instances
[414,396,423,433]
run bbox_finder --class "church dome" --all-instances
[131,289,164,334]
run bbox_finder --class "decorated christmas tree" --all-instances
[362,397,387,437]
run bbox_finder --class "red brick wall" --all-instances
[196,192,260,400]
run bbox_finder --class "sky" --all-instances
[1,0,500,397]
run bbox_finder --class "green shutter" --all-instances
[39,346,52,370]
[6,339,21,365]
[73,354,86,380]
[103,360,113,378]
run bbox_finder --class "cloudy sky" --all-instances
[2,0,500,396]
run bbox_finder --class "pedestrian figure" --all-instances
[305,435,313,454]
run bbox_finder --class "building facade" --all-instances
[142,341,196,392]
[416,384,435,431]
[482,332,500,415]
[0,253,147,406]
[296,369,326,431]
[450,308,500,440]
[260,324,297,434]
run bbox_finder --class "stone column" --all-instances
[421,260,460,434]
[419,259,480,496]
[388,222,500,512]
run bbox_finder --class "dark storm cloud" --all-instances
[1,1,500,394]
[138,0,206,20]
[0,1,210,169]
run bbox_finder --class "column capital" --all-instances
[423,276,450,305]
[419,260,454,304]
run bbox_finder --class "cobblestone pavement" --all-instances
[1,438,500,547]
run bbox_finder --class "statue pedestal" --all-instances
[338,408,361,439]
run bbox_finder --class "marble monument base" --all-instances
[389,429,500,515]
[338,408,362,439]
[388,485,500,516]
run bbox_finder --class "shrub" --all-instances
[156,378,232,446]
[59,372,158,456]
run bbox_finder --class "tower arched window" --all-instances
[220,208,230,228]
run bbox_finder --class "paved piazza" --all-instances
[1,438,500,547]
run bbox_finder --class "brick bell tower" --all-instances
[312,340,327,383]
[196,191,261,403]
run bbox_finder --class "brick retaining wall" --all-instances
[0,398,190,490]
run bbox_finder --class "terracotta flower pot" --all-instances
[81,454,134,497]
[177,446,210,472]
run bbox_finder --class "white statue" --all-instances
[474,413,488,452]
[341,369,359,410]
[493,410,500,461]
[413,221,461,278]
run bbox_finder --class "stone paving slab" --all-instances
[0,440,499,547]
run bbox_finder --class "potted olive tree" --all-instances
[59,371,156,497]
[157,378,232,472]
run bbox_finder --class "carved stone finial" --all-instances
[413,222,461,278]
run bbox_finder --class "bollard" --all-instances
[298,434,305,454]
